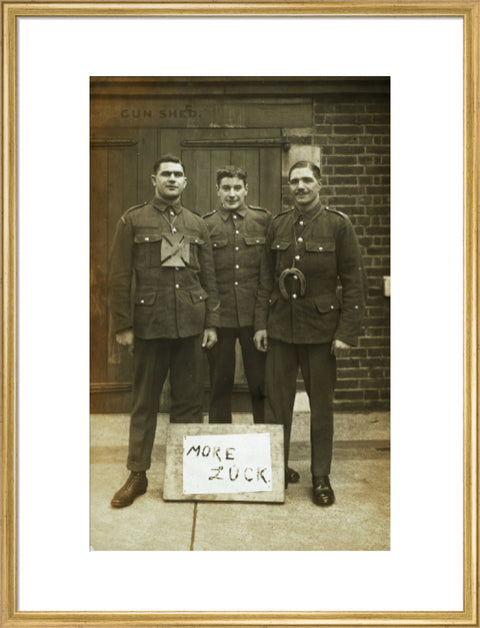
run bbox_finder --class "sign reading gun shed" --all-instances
[163,424,284,503]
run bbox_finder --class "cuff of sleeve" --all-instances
[112,317,133,336]
[205,312,220,328]
[254,315,267,332]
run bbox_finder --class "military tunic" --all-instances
[255,204,365,345]
[204,204,272,423]
[110,197,220,338]
[108,196,220,471]
[204,204,272,327]
[255,202,366,481]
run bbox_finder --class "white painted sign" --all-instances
[183,433,272,494]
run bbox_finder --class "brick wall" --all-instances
[285,93,391,411]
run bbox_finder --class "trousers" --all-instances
[127,334,203,471]
[207,326,266,423]
[264,338,336,481]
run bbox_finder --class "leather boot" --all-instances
[313,475,335,506]
[286,467,300,484]
[111,471,148,508]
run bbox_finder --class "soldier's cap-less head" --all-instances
[288,161,322,211]
[216,165,248,212]
[151,155,187,202]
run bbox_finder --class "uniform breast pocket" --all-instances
[271,239,291,273]
[244,235,266,266]
[304,238,337,275]
[244,235,266,247]
[211,238,228,251]
[133,232,163,268]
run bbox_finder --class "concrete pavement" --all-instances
[90,409,389,551]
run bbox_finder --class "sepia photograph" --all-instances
[89,76,391,551]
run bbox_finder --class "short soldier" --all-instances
[203,166,270,422]
[254,161,366,505]
[109,155,219,508]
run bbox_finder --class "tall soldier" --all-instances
[254,161,366,505]
[109,155,219,508]
[204,165,299,485]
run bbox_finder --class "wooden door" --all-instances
[90,137,140,412]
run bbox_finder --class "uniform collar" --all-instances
[293,201,322,225]
[218,204,248,221]
[151,196,182,214]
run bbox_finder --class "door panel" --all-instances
[180,128,282,215]
[90,149,109,385]
[90,138,139,410]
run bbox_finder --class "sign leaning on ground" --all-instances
[163,424,285,503]
[183,432,272,494]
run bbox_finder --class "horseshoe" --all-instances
[279,267,306,300]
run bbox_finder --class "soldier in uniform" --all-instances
[203,165,300,486]
[108,155,219,508]
[254,161,366,505]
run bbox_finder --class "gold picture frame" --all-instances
[2,2,478,626]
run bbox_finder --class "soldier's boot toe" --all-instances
[111,471,148,508]
[313,476,335,507]
[286,467,300,484]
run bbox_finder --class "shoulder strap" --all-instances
[120,201,148,224]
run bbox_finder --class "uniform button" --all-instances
[256,239,260,243]
[145,237,149,241]
[297,237,303,243]
[195,239,198,243]
[170,210,175,216]
[172,227,177,233]
[235,230,240,235]
[213,243,217,247]
[140,299,145,304]
[330,305,334,309]
[199,296,203,300]
[319,246,323,251]
[175,284,180,289]
[175,267,179,271]
[355,305,359,309]
[299,221,304,226]
[276,244,281,249]
[295,255,300,261]
[233,214,237,220]
[292,294,297,299]
[235,246,239,251]
[235,264,240,269]
[234,281,239,286]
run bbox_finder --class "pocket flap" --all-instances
[188,236,205,246]
[314,294,339,314]
[191,287,208,303]
[134,233,162,244]
[211,238,228,249]
[305,239,336,253]
[271,239,291,251]
[244,235,266,246]
[135,292,156,305]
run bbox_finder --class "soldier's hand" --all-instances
[331,338,352,356]
[202,328,217,349]
[254,330,268,352]
[115,329,134,349]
